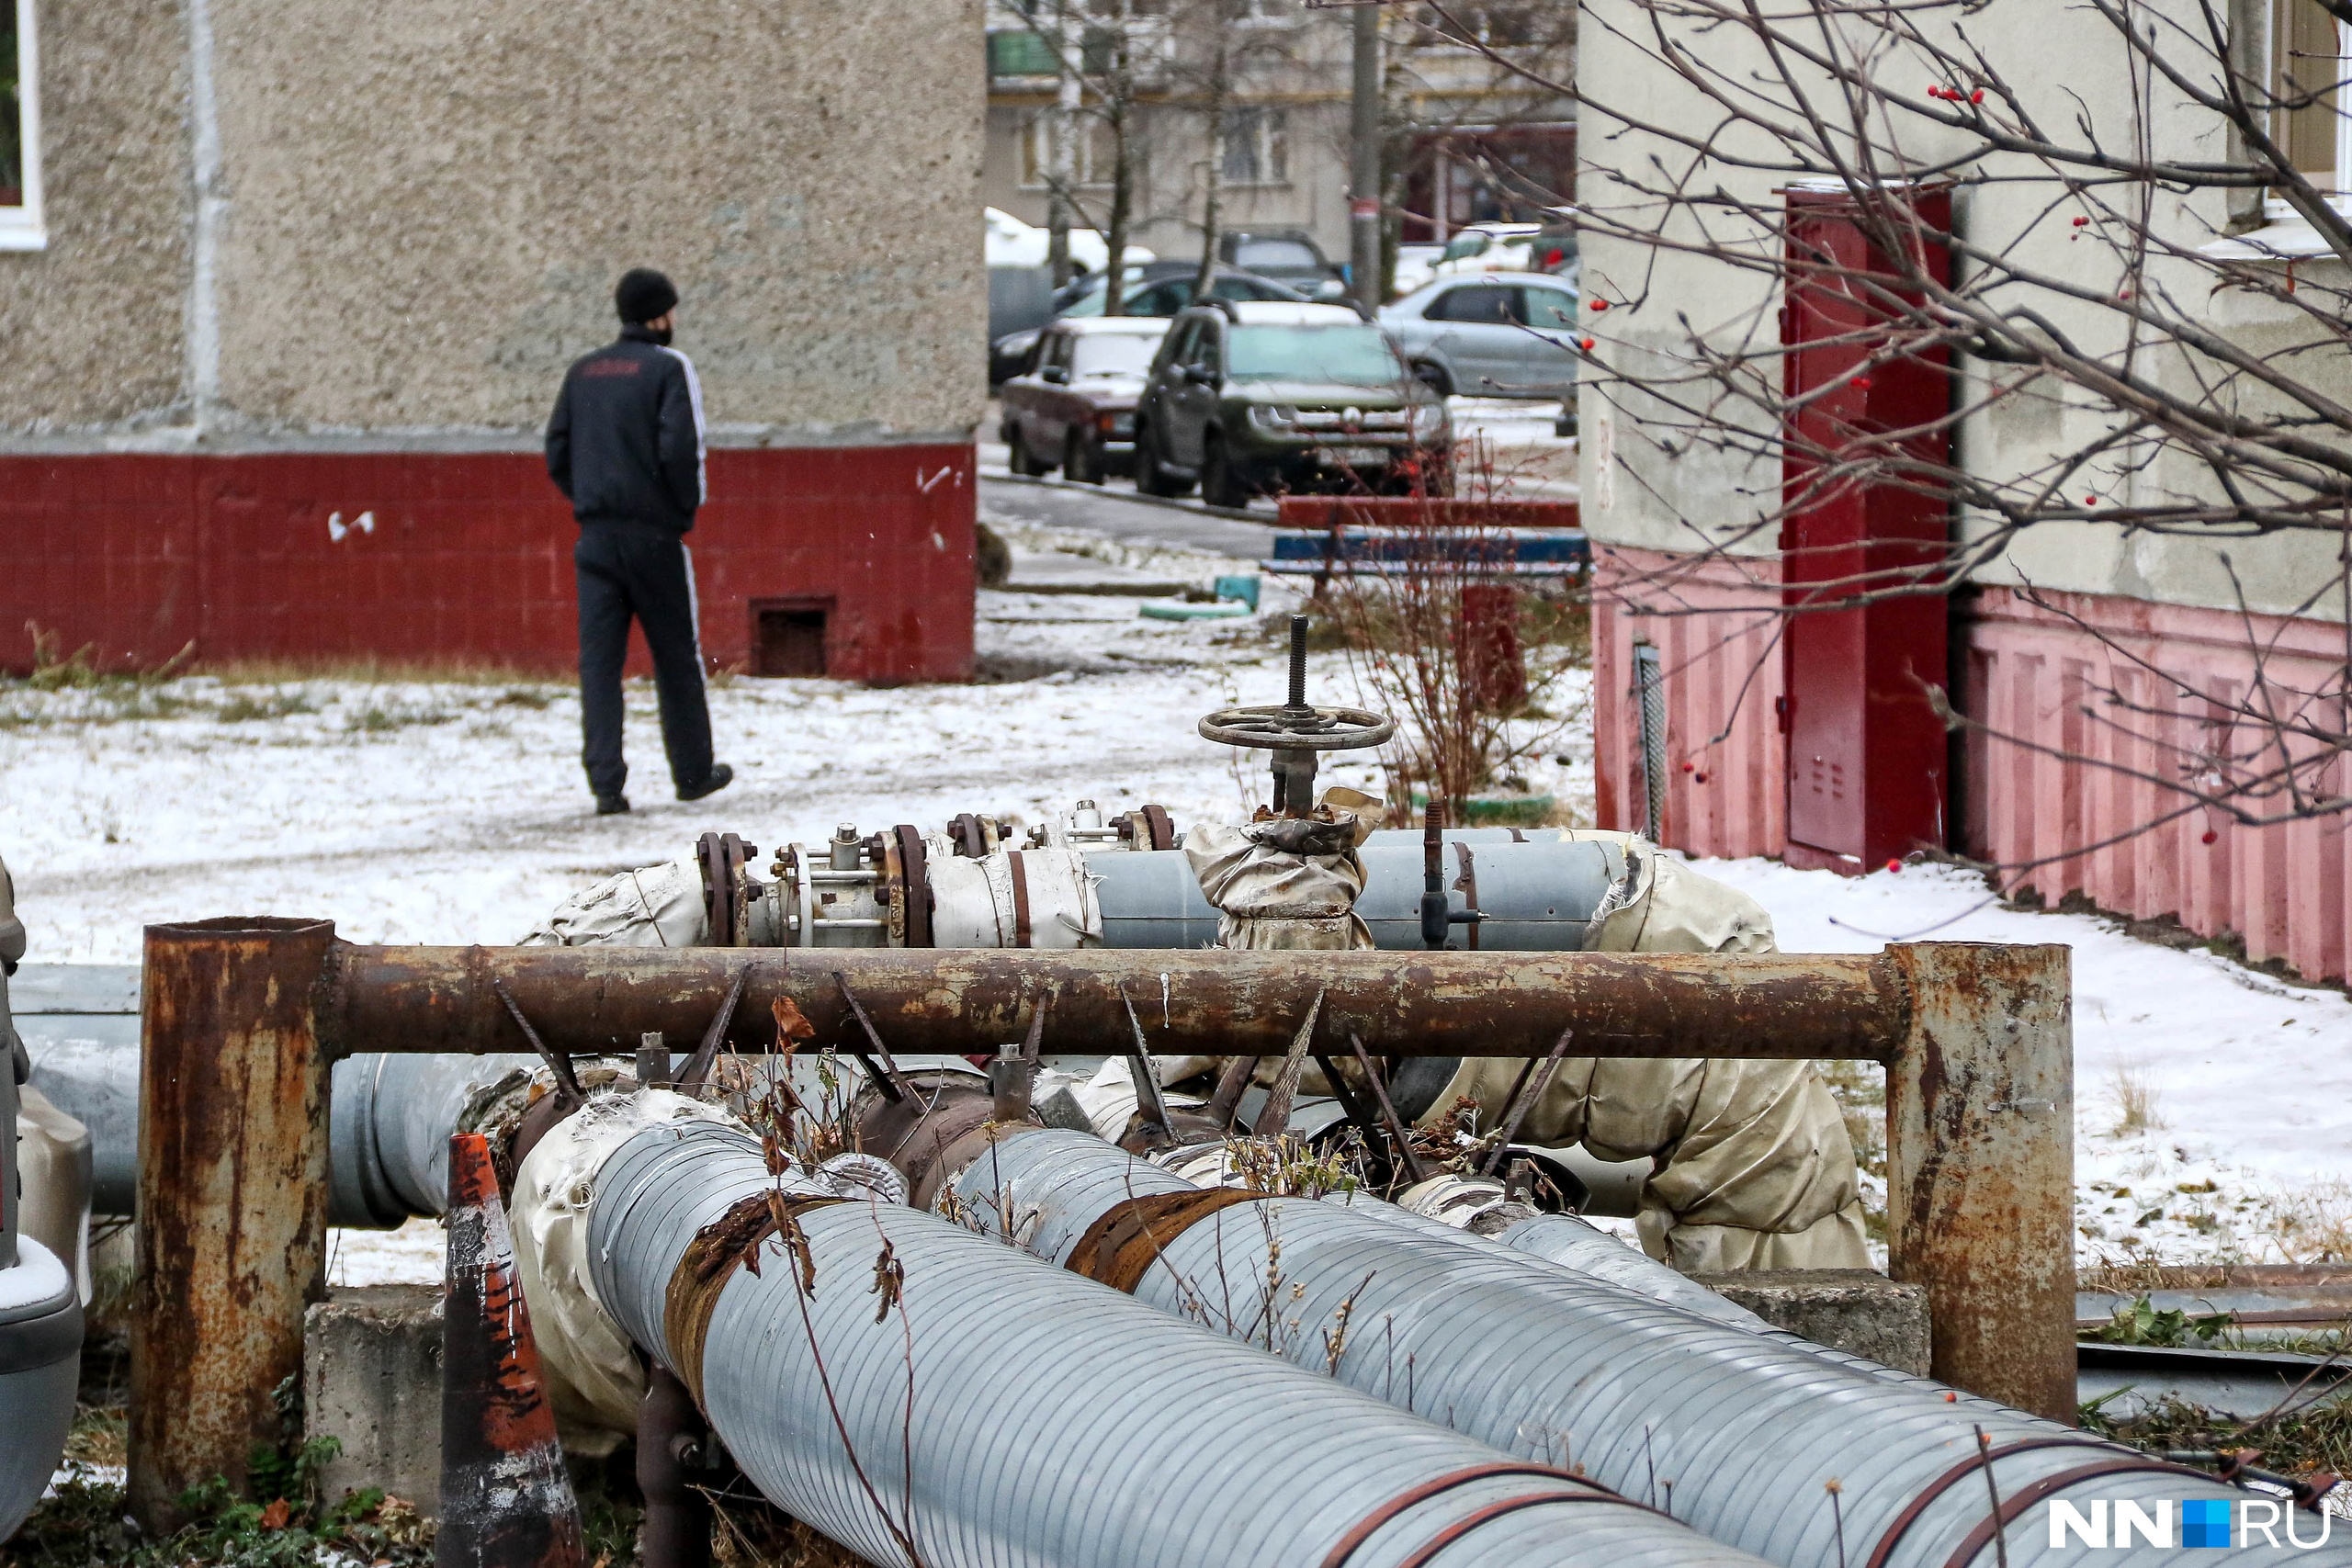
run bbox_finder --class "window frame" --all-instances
[2273,0,2351,193]
[1218,106,1291,187]
[0,0,44,251]
[1017,109,1125,191]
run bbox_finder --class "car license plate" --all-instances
[1317,446,1388,467]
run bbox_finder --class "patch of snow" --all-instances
[327,1218,446,1288]
[1698,856,2352,1263]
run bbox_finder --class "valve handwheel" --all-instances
[1197,615,1396,814]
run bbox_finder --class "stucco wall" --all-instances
[0,0,988,446]
[1576,0,2352,624]
[204,0,985,442]
[0,0,192,434]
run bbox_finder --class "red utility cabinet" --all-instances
[1779,186,1954,872]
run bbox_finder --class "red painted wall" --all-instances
[0,445,976,683]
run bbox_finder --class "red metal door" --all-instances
[1781,187,1953,872]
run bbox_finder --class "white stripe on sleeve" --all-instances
[659,345,708,505]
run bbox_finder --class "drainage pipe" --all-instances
[583,1120,1776,1568]
[946,1129,2323,1568]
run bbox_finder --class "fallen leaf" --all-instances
[259,1498,292,1531]
[773,996,817,1043]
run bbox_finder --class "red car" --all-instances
[1000,317,1170,482]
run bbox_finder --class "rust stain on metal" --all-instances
[1883,942,2075,1422]
[854,1075,1016,1210]
[330,945,1908,1063]
[130,918,336,1534]
[1065,1187,1276,1293]
[662,1190,845,1407]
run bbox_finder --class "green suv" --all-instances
[1133,301,1453,506]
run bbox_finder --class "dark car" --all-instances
[1132,301,1453,508]
[989,265,1314,385]
[1216,230,1349,299]
[999,316,1172,482]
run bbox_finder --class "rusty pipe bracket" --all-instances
[1348,1031,1430,1187]
[831,970,920,1104]
[1117,985,1176,1143]
[673,964,752,1096]
[492,976,584,1108]
[1478,1027,1573,1179]
[990,1045,1035,1124]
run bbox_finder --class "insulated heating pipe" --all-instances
[947,1129,2336,1568]
[582,1120,1778,1568]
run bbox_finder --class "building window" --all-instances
[0,0,43,248]
[988,28,1061,81]
[1221,106,1289,186]
[2275,0,2350,190]
[1019,111,1128,189]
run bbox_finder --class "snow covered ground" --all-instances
[1707,857,2352,1269]
[3,484,2339,1274]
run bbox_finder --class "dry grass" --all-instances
[2107,1059,2166,1136]
[193,656,566,687]
[2268,1180,2352,1263]
[710,1493,882,1567]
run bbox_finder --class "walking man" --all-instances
[546,267,732,815]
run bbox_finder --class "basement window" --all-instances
[752,601,831,679]
[0,0,43,251]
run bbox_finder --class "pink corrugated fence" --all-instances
[1593,546,2348,983]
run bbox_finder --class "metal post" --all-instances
[130,917,336,1530]
[637,1367,711,1568]
[1883,942,2075,1423]
[1349,0,1384,313]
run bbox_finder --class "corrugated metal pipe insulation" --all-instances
[579,1115,1781,1568]
[944,1127,2338,1568]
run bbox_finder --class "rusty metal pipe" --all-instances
[130,918,337,1532]
[324,944,1905,1061]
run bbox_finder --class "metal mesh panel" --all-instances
[1633,640,1667,840]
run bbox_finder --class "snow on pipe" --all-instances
[946,1129,2329,1568]
[582,1119,1779,1568]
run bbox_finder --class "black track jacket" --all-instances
[545,323,707,534]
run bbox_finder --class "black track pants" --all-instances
[575,523,714,799]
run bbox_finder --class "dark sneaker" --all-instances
[595,794,630,816]
[677,763,733,803]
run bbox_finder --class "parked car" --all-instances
[1216,230,1349,299]
[1429,221,1579,281]
[1389,243,1446,299]
[1133,300,1452,507]
[999,317,1172,482]
[985,208,1154,275]
[1380,272,1582,400]
[991,265,1314,385]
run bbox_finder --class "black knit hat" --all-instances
[615,267,679,324]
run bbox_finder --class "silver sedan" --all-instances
[1378,273,1582,400]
